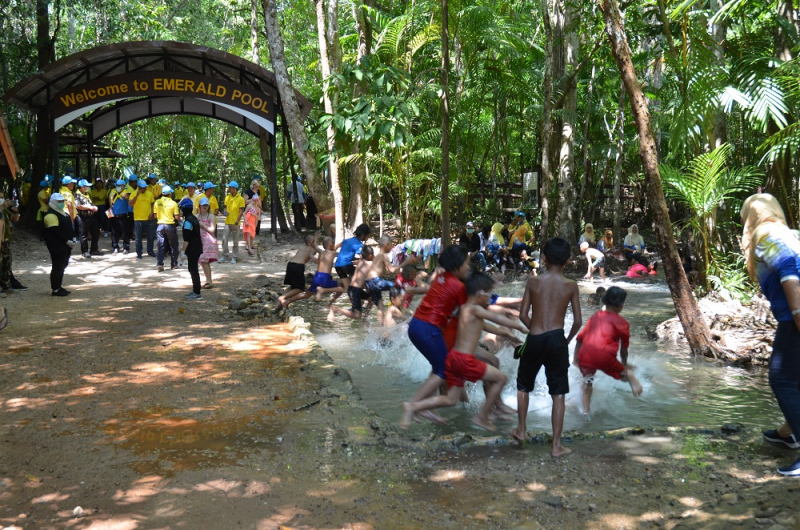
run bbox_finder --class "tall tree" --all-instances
[315,0,345,242]
[346,0,372,230]
[600,0,717,357]
[539,0,565,242]
[262,0,330,212]
[440,0,451,246]
[553,0,579,244]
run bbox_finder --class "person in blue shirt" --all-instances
[741,193,800,476]
[318,223,371,301]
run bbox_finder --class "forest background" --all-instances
[1,0,799,354]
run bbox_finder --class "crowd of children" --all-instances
[275,225,647,457]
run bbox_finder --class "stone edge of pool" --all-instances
[285,315,761,453]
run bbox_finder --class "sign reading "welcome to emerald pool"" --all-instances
[53,71,275,120]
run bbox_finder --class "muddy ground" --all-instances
[0,227,799,529]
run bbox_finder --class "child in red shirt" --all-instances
[574,286,643,414]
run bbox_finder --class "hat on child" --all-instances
[138,179,147,187]
[39,180,49,187]
[199,197,210,206]
[179,198,194,210]
[203,182,216,190]
[227,181,239,189]
[61,176,75,185]
[77,179,92,187]
[115,179,126,186]
[161,185,173,195]
[186,182,196,188]
[128,175,138,182]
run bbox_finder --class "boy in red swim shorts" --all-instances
[574,286,643,414]
[401,273,528,431]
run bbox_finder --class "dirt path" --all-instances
[0,228,799,529]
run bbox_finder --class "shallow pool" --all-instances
[292,278,784,435]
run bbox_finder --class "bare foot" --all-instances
[315,290,322,302]
[551,445,573,457]
[497,403,517,415]
[419,410,448,425]
[471,415,497,432]
[400,403,414,430]
[489,411,515,422]
[326,306,336,322]
[510,426,527,442]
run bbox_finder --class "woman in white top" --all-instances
[623,224,646,261]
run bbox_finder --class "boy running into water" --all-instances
[277,235,318,309]
[395,264,429,308]
[587,286,606,306]
[401,273,528,431]
[580,241,607,281]
[512,237,582,457]
[366,235,417,325]
[309,236,340,300]
[405,245,470,425]
[329,245,374,321]
[574,286,643,414]
[317,223,371,301]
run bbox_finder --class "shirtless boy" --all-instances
[401,272,528,431]
[277,234,318,309]
[366,235,417,325]
[317,223,371,301]
[512,237,582,457]
[580,241,607,281]
[308,236,340,300]
[329,245,374,321]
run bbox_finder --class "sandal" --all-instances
[202,283,213,289]
[247,249,255,256]
[0,307,8,331]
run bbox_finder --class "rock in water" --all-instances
[721,423,745,434]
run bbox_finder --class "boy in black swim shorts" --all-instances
[329,245,374,321]
[277,234,318,309]
[512,237,582,457]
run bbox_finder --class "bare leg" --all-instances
[201,262,212,285]
[278,288,302,308]
[410,373,444,402]
[551,394,571,457]
[284,291,312,307]
[623,369,643,396]
[316,284,344,302]
[582,379,593,414]
[400,386,460,429]
[330,305,361,321]
[472,367,507,431]
[511,391,529,441]
[599,267,607,280]
[777,422,794,437]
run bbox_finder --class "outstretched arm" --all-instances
[519,280,532,328]
[474,305,528,334]
[566,283,582,342]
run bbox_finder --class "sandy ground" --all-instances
[0,226,799,529]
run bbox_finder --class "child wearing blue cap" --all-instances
[108,179,131,253]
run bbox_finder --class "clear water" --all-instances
[293,279,784,434]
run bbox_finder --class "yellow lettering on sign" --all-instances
[163,78,175,90]
[175,79,184,91]
[154,78,163,90]
[231,89,242,102]
[216,86,226,97]
[76,93,85,103]
[185,80,195,92]
[59,93,76,107]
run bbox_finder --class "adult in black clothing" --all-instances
[179,198,203,300]
[288,177,306,228]
[305,193,318,230]
[42,193,76,296]
[459,221,488,270]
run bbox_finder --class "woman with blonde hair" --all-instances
[740,193,800,476]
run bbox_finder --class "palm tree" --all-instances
[660,143,762,290]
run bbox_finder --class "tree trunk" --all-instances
[600,0,716,357]
[539,0,565,243]
[613,82,624,239]
[553,0,579,244]
[262,0,330,212]
[346,0,372,230]
[577,61,596,225]
[711,0,727,149]
[29,0,54,224]
[315,0,345,243]
[440,0,451,246]
[260,128,290,233]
